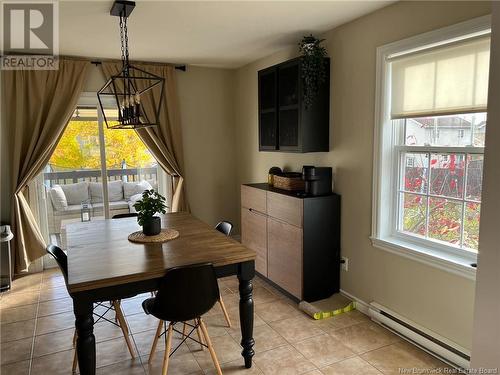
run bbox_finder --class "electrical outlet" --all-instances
[341,256,349,272]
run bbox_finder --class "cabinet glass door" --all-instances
[259,69,277,150]
[278,63,300,150]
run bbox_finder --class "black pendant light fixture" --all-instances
[97,0,164,129]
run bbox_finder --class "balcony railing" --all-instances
[43,167,158,187]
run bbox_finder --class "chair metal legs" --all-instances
[182,322,188,338]
[218,296,232,328]
[182,319,204,349]
[149,318,223,375]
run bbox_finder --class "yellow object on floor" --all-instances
[299,293,355,320]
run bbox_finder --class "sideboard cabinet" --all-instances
[241,183,340,302]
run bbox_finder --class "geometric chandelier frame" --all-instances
[97,65,164,129]
[97,0,165,129]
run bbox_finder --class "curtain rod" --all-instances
[90,60,186,71]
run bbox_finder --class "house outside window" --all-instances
[372,16,490,278]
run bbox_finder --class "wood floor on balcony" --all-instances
[0,269,449,375]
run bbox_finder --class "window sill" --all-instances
[370,236,477,280]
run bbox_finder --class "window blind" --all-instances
[390,36,490,119]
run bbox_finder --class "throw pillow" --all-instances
[107,180,124,202]
[89,180,124,202]
[128,193,143,213]
[61,182,89,205]
[123,180,153,200]
[49,185,68,211]
[89,182,104,203]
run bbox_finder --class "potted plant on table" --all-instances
[133,190,167,236]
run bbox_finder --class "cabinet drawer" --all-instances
[241,208,268,277]
[241,185,267,214]
[267,217,302,299]
[267,191,303,227]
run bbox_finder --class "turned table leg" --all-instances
[238,261,255,368]
[73,297,96,375]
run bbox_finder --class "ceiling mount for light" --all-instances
[97,0,164,129]
[110,0,135,17]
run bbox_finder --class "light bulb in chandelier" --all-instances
[129,94,136,122]
[124,96,130,124]
[134,93,141,122]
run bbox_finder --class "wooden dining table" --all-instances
[66,212,256,375]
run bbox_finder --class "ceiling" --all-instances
[59,1,393,68]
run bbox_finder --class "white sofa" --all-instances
[46,180,154,234]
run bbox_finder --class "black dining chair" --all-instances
[215,221,233,237]
[143,264,223,375]
[46,245,136,373]
[214,221,233,328]
[112,212,139,219]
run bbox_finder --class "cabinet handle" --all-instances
[267,215,302,228]
[248,208,266,217]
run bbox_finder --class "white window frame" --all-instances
[371,15,491,280]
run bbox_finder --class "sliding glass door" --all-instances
[33,94,167,265]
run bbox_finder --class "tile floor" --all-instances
[0,268,450,375]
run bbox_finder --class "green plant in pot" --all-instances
[298,34,328,108]
[133,190,167,236]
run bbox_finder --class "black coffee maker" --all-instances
[302,166,332,196]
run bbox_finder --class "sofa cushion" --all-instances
[53,204,82,215]
[89,182,104,203]
[108,180,124,202]
[90,181,123,203]
[54,201,129,219]
[128,193,143,213]
[123,180,153,200]
[92,201,129,210]
[61,182,89,205]
[49,185,68,211]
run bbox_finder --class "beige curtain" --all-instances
[102,62,188,212]
[2,58,89,272]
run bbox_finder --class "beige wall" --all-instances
[234,1,491,350]
[177,67,239,228]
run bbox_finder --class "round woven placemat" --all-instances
[128,228,180,244]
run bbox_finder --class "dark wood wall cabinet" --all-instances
[258,57,330,153]
[241,183,340,302]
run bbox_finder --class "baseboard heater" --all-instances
[368,302,470,369]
